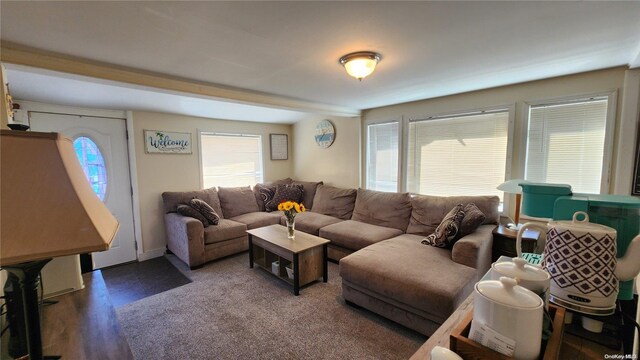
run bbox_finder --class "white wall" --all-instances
[132,111,293,256]
[293,115,361,188]
[363,67,635,220]
[616,69,640,195]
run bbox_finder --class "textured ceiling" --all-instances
[1,1,639,120]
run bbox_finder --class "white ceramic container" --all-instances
[491,257,550,306]
[473,277,544,360]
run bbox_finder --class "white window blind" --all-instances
[366,122,399,192]
[525,98,608,194]
[407,111,509,202]
[200,133,263,188]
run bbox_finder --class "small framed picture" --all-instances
[270,134,288,160]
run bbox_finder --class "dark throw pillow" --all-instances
[421,204,465,248]
[254,183,277,211]
[458,203,486,238]
[265,184,304,212]
[190,198,220,225]
[177,205,209,227]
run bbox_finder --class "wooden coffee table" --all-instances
[247,224,330,296]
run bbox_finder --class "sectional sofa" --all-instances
[161,178,499,336]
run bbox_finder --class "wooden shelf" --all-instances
[251,243,294,284]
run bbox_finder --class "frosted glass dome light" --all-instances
[339,51,381,81]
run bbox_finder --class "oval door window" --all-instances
[73,136,108,201]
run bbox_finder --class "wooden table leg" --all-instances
[323,244,328,283]
[248,234,254,268]
[293,253,299,296]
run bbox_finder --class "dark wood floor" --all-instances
[41,271,134,360]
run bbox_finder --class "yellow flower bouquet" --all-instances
[278,200,305,238]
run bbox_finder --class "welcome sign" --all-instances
[144,130,192,154]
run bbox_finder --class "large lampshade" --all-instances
[0,130,119,266]
[339,51,381,81]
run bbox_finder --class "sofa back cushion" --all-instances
[292,180,323,209]
[162,187,224,218]
[407,194,500,236]
[351,188,412,232]
[311,185,357,220]
[218,186,260,218]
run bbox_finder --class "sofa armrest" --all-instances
[451,224,495,277]
[164,213,205,268]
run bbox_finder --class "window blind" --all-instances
[200,133,263,188]
[366,122,399,192]
[525,98,607,194]
[407,111,509,201]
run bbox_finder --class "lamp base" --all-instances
[505,223,523,231]
[2,259,61,360]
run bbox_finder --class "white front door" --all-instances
[29,112,137,269]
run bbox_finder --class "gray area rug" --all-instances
[116,253,425,359]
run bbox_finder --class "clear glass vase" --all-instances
[286,218,295,239]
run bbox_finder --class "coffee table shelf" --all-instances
[252,246,294,284]
[247,225,330,295]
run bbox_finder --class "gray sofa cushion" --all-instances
[218,186,260,218]
[312,185,357,220]
[319,220,402,251]
[351,188,412,232]
[162,187,224,218]
[340,234,476,317]
[280,211,343,236]
[407,195,499,236]
[292,180,323,209]
[230,211,282,230]
[204,219,247,245]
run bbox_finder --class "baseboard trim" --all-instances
[138,248,166,261]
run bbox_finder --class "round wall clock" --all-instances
[315,119,335,148]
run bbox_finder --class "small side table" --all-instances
[492,225,541,261]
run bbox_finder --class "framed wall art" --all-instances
[144,130,192,154]
[270,133,288,160]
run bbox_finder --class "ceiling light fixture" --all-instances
[339,51,381,81]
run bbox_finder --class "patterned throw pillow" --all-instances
[265,184,304,212]
[421,204,465,248]
[190,198,220,225]
[457,203,486,238]
[255,184,277,211]
[177,205,209,227]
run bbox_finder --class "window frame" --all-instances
[405,104,515,213]
[521,91,617,194]
[197,130,264,189]
[364,119,402,192]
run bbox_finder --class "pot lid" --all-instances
[492,257,550,282]
[549,211,616,235]
[475,277,543,309]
